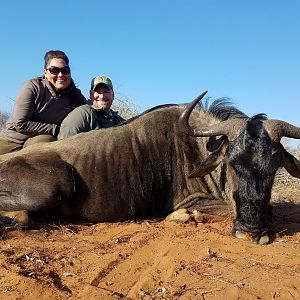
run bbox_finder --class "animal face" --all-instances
[225,120,284,242]
[180,92,300,244]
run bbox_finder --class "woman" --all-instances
[0,50,87,154]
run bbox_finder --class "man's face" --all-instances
[90,84,114,112]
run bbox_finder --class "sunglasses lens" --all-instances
[48,66,70,75]
[48,67,59,75]
[61,67,70,75]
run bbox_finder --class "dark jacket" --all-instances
[57,104,125,139]
[0,77,87,144]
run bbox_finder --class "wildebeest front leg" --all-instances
[0,152,75,212]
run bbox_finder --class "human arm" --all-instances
[57,105,91,139]
[13,80,59,136]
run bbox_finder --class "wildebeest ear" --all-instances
[188,139,228,178]
[206,136,227,152]
[283,149,300,178]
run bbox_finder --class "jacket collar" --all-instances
[91,106,119,117]
[41,77,76,99]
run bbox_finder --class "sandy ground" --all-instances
[0,176,299,300]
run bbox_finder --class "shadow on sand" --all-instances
[272,200,300,237]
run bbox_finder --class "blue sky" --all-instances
[1,1,299,145]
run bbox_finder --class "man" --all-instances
[58,76,125,139]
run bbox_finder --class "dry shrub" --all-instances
[112,96,140,119]
[0,111,9,131]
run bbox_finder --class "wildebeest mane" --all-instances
[120,97,247,128]
[249,113,268,121]
[200,98,249,153]
[197,97,248,121]
[242,114,269,142]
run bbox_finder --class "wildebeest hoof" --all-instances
[257,235,270,245]
[235,231,270,245]
[251,233,270,245]
[234,230,249,239]
[232,228,271,245]
[165,208,191,223]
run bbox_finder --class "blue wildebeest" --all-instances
[0,91,299,244]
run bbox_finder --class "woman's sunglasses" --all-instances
[47,66,71,75]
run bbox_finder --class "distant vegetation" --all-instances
[112,96,140,119]
[0,111,9,131]
[0,96,140,132]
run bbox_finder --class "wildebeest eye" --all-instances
[270,143,282,156]
[206,136,227,152]
[271,147,278,156]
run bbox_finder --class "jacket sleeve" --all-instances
[13,80,58,136]
[117,114,126,123]
[57,106,90,139]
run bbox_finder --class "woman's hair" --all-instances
[44,50,69,68]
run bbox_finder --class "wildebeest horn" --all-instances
[179,91,246,141]
[264,120,300,142]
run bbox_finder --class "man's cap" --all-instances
[90,76,113,91]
